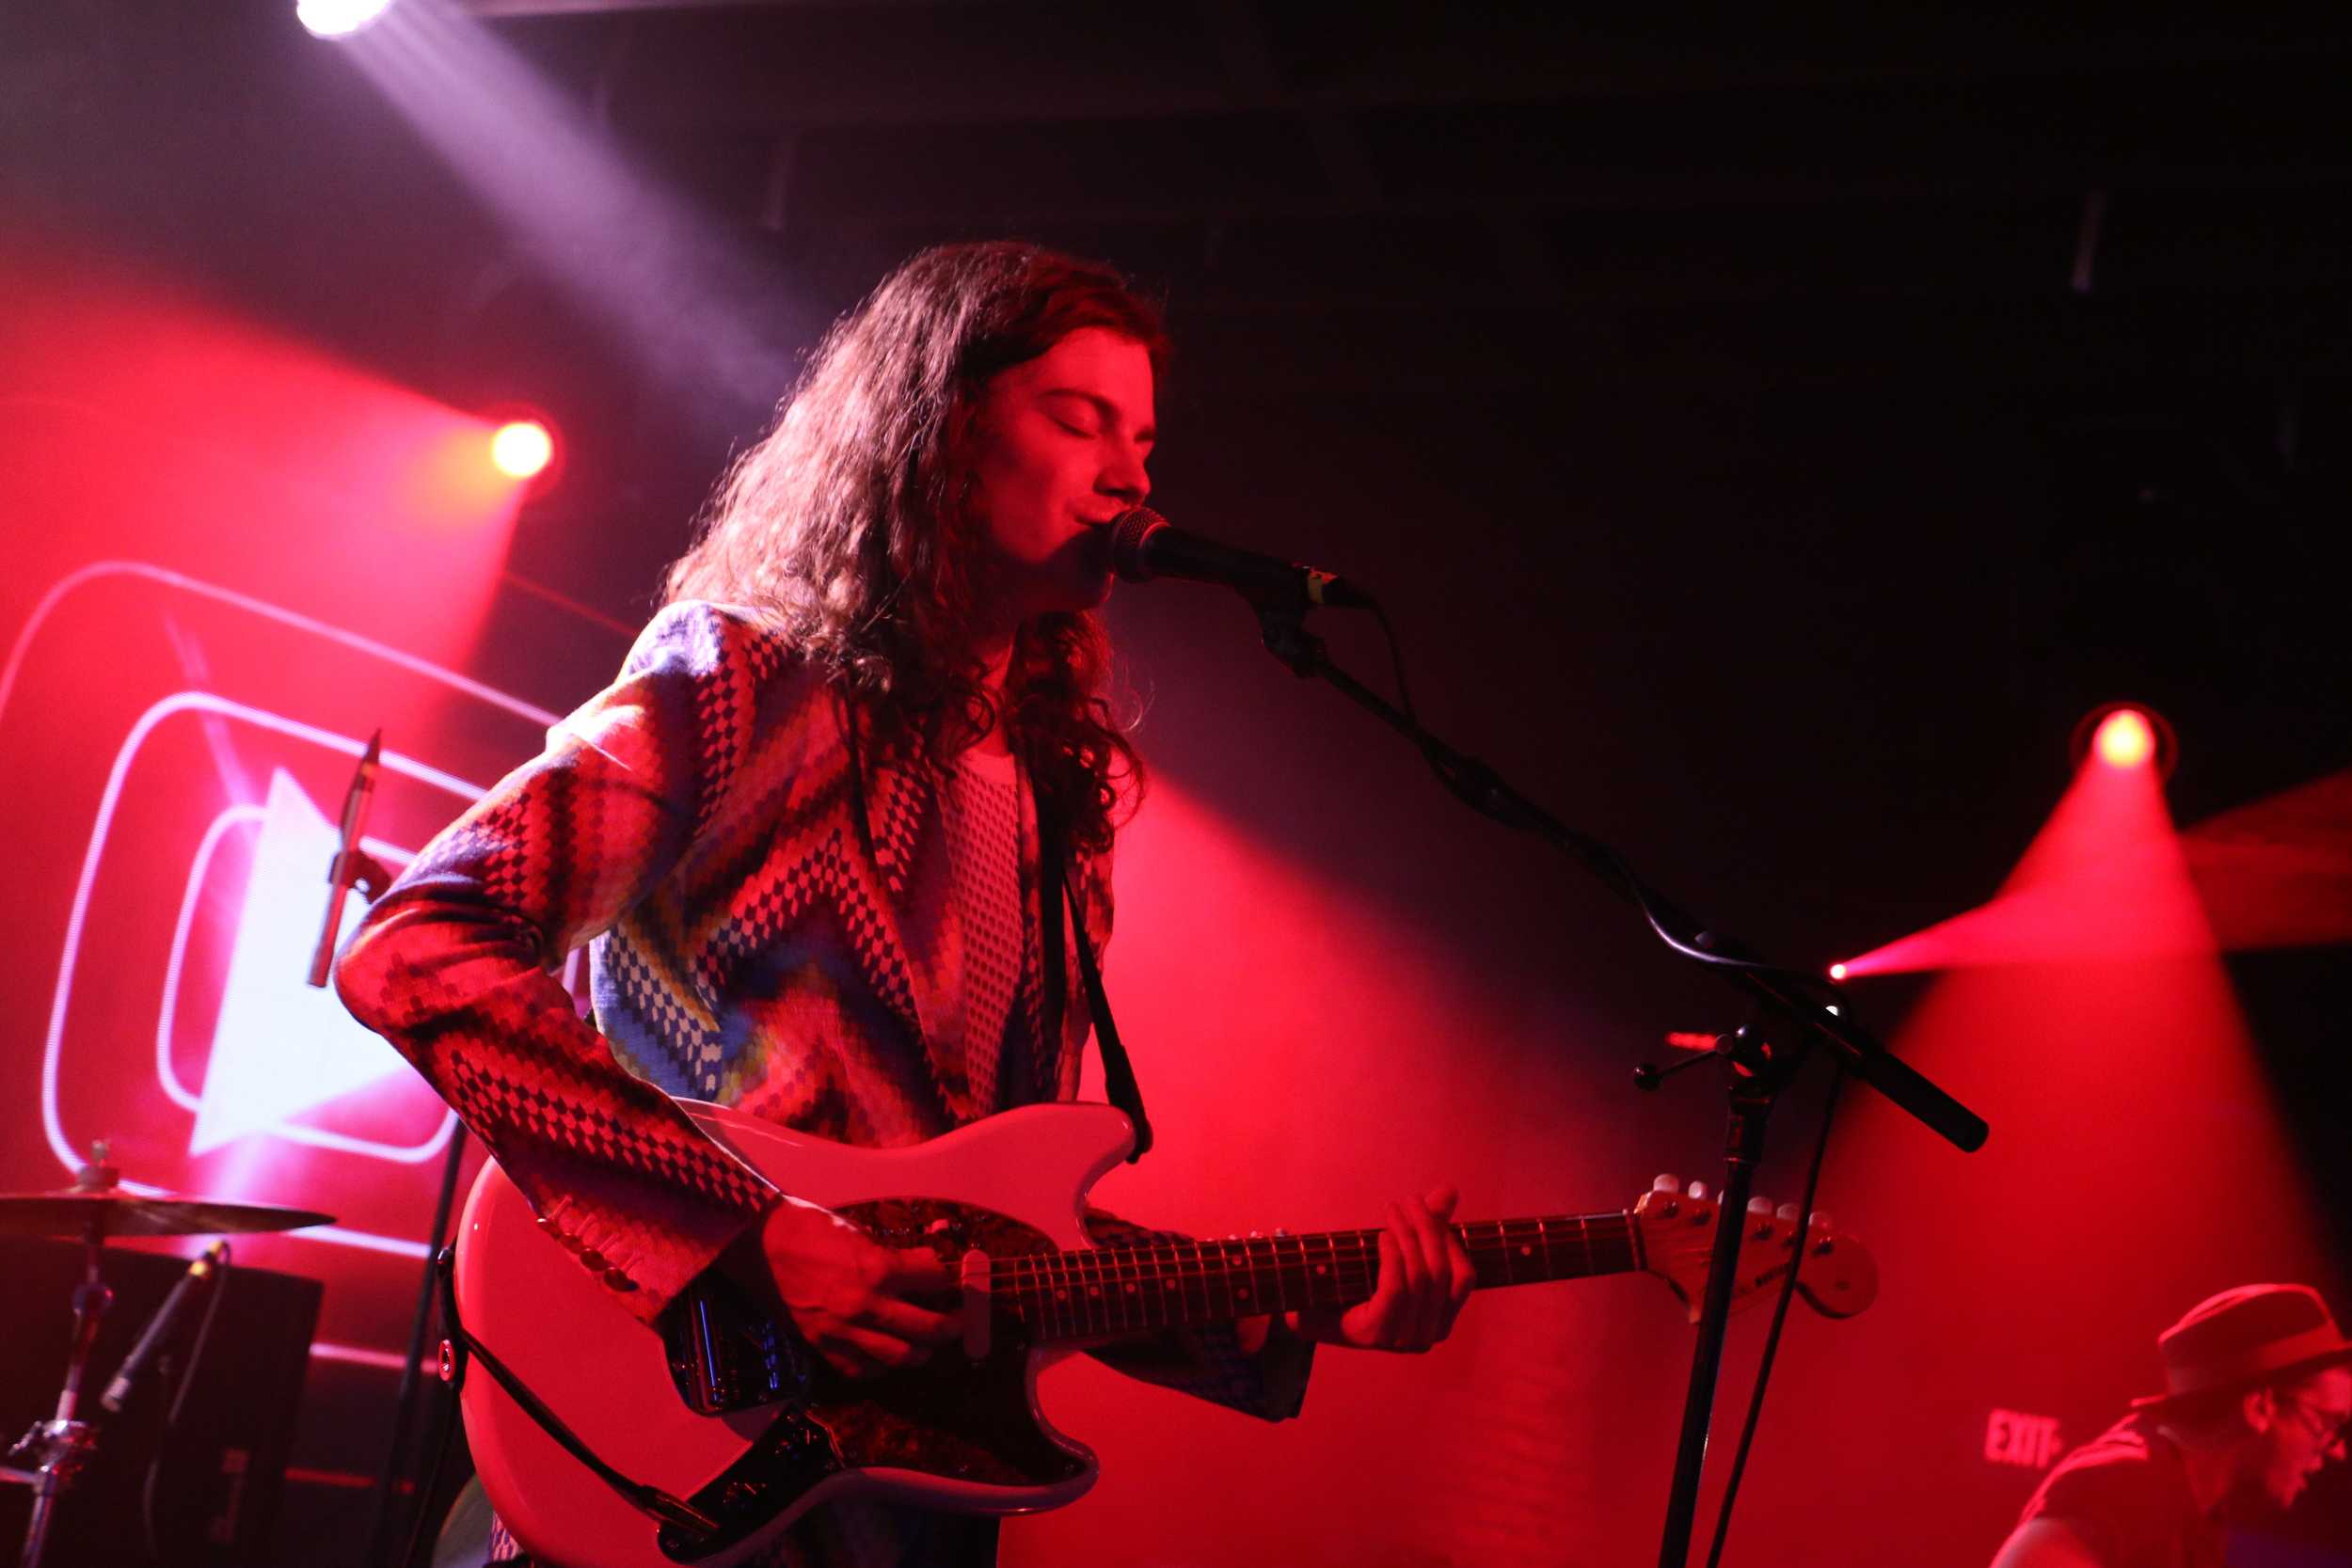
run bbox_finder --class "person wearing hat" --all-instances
[1990,1283,2352,1566]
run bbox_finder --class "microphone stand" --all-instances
[1246,596,1986,1568]
[298,733,467,1568]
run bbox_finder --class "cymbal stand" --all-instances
[3,1148,118,1568]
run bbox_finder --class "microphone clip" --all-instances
[328,847,396,903]
[1254,600,1327,680]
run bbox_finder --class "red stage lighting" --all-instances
[489,419,554,482]
[1827,961,1848,981]
[2070,701,2175,780]
[2094,709,2153,768]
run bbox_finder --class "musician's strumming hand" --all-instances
[722,1196,957,1378]
[1285,1184,1474,1354]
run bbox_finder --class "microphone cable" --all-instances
[1704,1066,1845,1568]
[1375,603,1848,1005]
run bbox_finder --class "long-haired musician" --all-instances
[338,241,1473,1567]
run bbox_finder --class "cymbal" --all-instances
[0,1188,336,1240]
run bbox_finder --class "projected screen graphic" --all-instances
[4,562,598,1364]
[51,707,457,1187]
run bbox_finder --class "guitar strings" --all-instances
[979,1216,1641,1284]
[980,1215,1779,1334]
[988,1227,1647,1305]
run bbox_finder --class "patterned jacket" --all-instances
[336,596,1309,1402]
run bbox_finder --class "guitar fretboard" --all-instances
[999,1215,1641,1343]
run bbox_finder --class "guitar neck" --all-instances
[1013,1214,1641,1345]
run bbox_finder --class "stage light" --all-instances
[488,419,554,482]
[296,0,396,38]
[2070,702,2176,780]
[1828,962,1848,981]
[2094,709,2154,769]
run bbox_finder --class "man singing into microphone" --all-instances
[337,242,1474,1568]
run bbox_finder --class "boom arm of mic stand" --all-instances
[1250,602,1988,1154]
[1254,598,1979,1567]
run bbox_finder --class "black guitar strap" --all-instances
[432,1248,721,1542]
[1037,795,1153,1162]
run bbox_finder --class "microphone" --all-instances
[101,1242,229,1413]
[1107,507,1372,609]
[308,729,382,989]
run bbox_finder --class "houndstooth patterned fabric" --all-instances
[339,601,1108,1321]
[340,600,1310,1568]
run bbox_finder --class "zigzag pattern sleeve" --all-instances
[336,602,782,1324]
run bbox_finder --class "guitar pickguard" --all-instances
[803,1198,1087,1491]
[652,1194,1087,1561]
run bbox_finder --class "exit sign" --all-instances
[1985,1408,2064,1469]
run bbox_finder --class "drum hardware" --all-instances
[0,1139,333,1568]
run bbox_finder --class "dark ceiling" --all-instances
[471,5,2352,396]
[15,4,2352,375]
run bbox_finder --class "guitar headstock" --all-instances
[1632,1178,1878,1323]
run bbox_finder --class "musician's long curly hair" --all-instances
[662,241,1162,854]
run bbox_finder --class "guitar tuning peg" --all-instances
[1652,1175,1682,1194]
[1746,1196,1774,1216]
[1775,1203,1800,1222]
[1687,1180,1708,1201]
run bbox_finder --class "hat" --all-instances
[2132,1283,2352,1409]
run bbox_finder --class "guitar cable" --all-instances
[1703,1063,1846,1568]
[396,1355,467,1568]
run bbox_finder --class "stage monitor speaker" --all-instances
[0,1238,321,1567]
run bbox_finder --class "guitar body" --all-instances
[453,1099,1880,1567]
[455,1101,1138,1568]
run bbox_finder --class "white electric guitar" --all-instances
[451,1101,1878,1567]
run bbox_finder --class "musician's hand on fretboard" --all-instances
[1285,1184,1474,1354]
